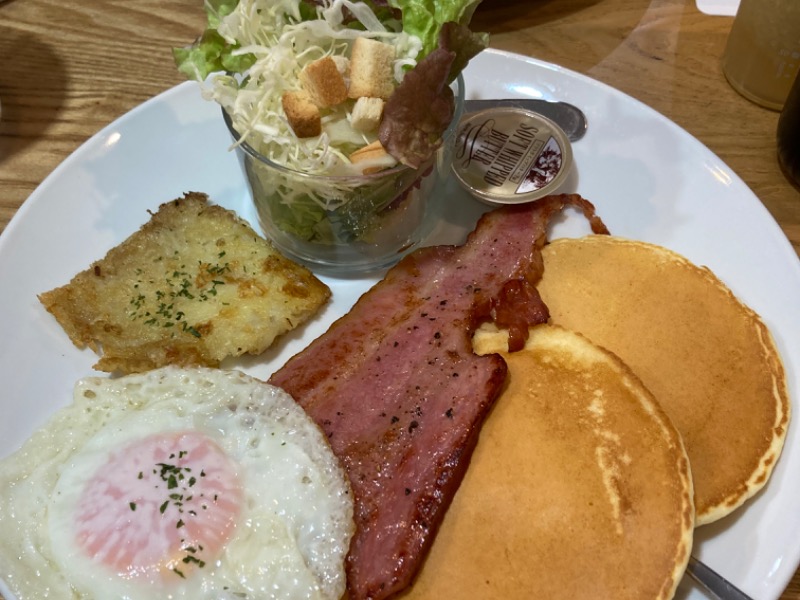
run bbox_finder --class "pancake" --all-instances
[538,235,790,525]
[400,324,694,600]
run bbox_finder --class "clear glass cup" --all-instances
[721,0,800,111]
[225,75,465,275]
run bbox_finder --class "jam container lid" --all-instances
[451,107,574,205]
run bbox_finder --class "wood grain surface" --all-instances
[0,0,798,598]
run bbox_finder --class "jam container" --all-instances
[452,107,574,205]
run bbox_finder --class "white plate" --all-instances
[1,48,798,600]
[696,0,740,16]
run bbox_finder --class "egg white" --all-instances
[0,366,354,600]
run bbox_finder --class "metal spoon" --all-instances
[464,98,588,142]
[687,556,755,600]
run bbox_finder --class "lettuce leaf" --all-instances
[173,30,256,81]
[205,0,240,27]
[439,20,489,83]
[389,0,487,59]
[379,47,456,168]
[306,0,402,29]
[379,20,487,168]
[377,0,487,168]
[173,0,255,81]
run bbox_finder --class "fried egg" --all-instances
[0,366,354,600]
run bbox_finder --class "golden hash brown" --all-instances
[38,192,330,373]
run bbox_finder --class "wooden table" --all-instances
[0,0,798,598]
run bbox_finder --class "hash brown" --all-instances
[39,192,330,374]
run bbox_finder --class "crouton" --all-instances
[349,140,397,174]
[299,56,348,108]
[331,55,350,78]
[282,91,322,138]
[351,97,384,132]
[348,37,395,100]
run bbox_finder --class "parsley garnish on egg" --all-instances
[128,449,214,576]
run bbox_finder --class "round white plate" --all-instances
[1,48,798,600]
[696,0,740,16]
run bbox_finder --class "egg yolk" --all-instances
[74,431,243,581]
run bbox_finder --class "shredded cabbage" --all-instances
[201,0,422,177]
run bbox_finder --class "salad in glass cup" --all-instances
[175,0,487,273]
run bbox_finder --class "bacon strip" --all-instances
[270,194,608,600]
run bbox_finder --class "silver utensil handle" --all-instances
[687,556,755,600]
[463,98,588,142]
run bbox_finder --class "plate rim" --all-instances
[0,47,798,600]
